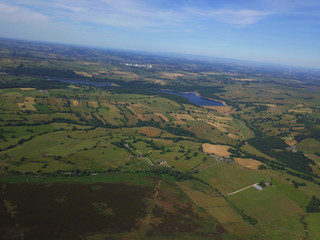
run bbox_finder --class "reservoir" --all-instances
[160,90,225,106]
[48,78,112,87]
[48,78,224,106]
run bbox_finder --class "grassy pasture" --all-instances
[297,138,320,154]
[229,185,306,240]
[232,119,254,140]
[240,143,277,161]
[66,145,132,171]
[194,157,218,171]
[305,213,320,240]
[178,181,263,240]
[186,120,236,144]
[197,162,270,194]
[1,41,320,240]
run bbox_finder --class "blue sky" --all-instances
[1,0,320,68]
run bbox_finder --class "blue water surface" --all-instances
[48,78,224,106]
[160,90,224,106]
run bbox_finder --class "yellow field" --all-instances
[202,143,232,157]
[228,133,239,139]
[285,139,297,146]
[161,72,186,79]
[154,79,166,85]
[136,114,145,121]
[88,101,99,108]
[72,100,79,107]
[201,72,221,75]
[74,71,92,78]
[25,97,35,104]
[234,158,262,169]
[20,88,36,91]
[170,113,195,121]
[205,105,232,113]
[266,104,277,108]
[102,103,119,112]
[154,113,169,122]
[140,114,162,122]
[130,103,152,114]
[137,126,162,137]
[207,122,228,132]
[17,97,37,111]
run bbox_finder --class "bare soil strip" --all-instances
[136,150,154,166]
[225,183,258,196]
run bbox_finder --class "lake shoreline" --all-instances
[160,89,226,107]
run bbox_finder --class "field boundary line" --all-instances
[225,183,258,196]
[224,196,270,240]
[198,161,221,172]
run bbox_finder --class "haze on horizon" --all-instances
[1,0,320,69]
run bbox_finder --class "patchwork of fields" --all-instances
[1,40,320,240]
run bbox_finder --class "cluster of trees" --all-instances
[143,139,163,151]
[7,168,99,177]
[228,148,242,157]
[240,147,318,184]
[242,212,258,225]
[248,136,287,152]
[163,125,196,138]
[295,130,320,142]
[0,128,8,141]
[259,181,266,188]
[292,180,306,188]
[248,136,315,174]
[285,170,314,182]
[149,167,194,181]
[271,151,314,174]
[306,196,320,213]
[112,140,136,155]
[253,105,268,113]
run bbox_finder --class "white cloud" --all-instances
[0,0,274,30]
[54,3,84,12]
[207,9,273,25]
[3,0,320,30]
[0,3,50,22]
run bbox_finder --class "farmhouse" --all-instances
[254,185,263,191]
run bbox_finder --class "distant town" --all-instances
[124,63,153,68]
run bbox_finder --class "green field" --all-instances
[232,119,254,140]
[298,138,320,154]
[1,39,320,240]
